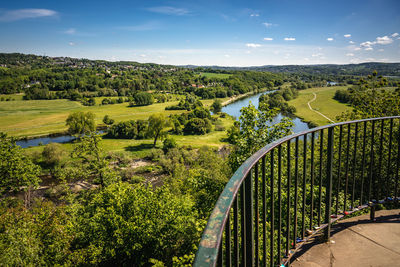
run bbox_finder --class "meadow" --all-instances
[200,72,232,79]
[0,97,226,138]
[288,86,353,125]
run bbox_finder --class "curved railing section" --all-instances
[194,116,400,266]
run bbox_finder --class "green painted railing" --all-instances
[194,116,400,266]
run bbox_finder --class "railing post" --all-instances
[245,170,254,266]
[324,127,334,241]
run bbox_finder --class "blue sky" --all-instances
[0,0,399,66]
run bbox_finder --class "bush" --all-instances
[163,137,177,152]
[42,143,65,167]
[133,92,154,106]
[183,118,212,135]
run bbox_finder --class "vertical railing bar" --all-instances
[344,124,351,212]
[233,197,239,267]
[278,145,282,264]
[217,239,223,267]
[310,132,315,230]
[360,121,367,205]
[335,125,343,214]
[351,123,358,209]
[318,130,324,226]
[368,120,375,201]
[262,156,267,267]
[245,169,254,267]
[386,118,393,200]
[254,162,259,267]
[270,150,275,267]
[294,137,299,246]
[226,212,231,266]
[286,141,291,258]
[377,120,385,200]
[324,127,334,241]
[302,134,307,239]
[395,119,400,199]
[240,184,246,266]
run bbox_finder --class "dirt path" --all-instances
[307,92,335,123]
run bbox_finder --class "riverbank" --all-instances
[221,88,273,107]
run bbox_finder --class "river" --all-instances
[17,92,309,148]
[221,91,310,133]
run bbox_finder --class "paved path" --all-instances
[292,209,400,267]
[307,92,335,123]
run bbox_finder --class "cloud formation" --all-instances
[327,38,334,41]
[344,34,351,38]
[145,6,189,16]
[376,36,393,45]
[346,53,354,57]
[0,8,58,22]
[250,14,259,17]
[391,33,399,37]
[263,37,273,41]
[284,37,295,41]
[65,28,76,35]
[246,43,262,48]
[263,22,273,28]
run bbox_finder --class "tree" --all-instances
[133,92,154,106]
[66,111,96,136]
[147,114,170,147]
[0,133,41,206]
[211,99,222,113]
[228,103,293,170]
[71,134,119,187]
[103,115,114,126]
[42,143,65,168]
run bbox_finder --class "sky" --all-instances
[0,0,399,66]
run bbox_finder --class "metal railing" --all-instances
[194,116,400,266]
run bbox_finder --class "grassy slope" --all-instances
[288,86,353,126]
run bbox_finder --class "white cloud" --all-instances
[224,54,230,58]
[0,8,58,22]
[349,41,355,44]
[263,37,273,41]
[354,47,361,51]
[145,6,189,16]
[327,38,334,41]
[360,41,375,48]
[68,42,75,46]
[344,34,351,38]
[250,14,259,17]
[140,54,147,58]
[391,33,399,37]
[346,53,354,57]
[246,43,262,48]
[376,36,393,45]
[284,37,295,41]
[365,47,373,51]
[65,28,76,35]
[263,22,273,28]
[312,53,323,57]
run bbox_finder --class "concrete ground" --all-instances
[291,209,400,267]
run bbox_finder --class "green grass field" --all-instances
[0,97,228,138]
[288,86,353,126]
[200,72,232,79]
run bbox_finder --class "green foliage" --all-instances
[211,99,222,113]
[163,137,178,152]
[133,92,154,106]
[183,118,212,135]
[103,114,115,125]
[71,134,119,186]
[41,143,65,167]
[66,111,96,136]
[228,103,293,170]
[0,133,41,195]
[72,182,204,266]
[147,114,170,147]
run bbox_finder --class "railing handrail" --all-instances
[194,116,400,266]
